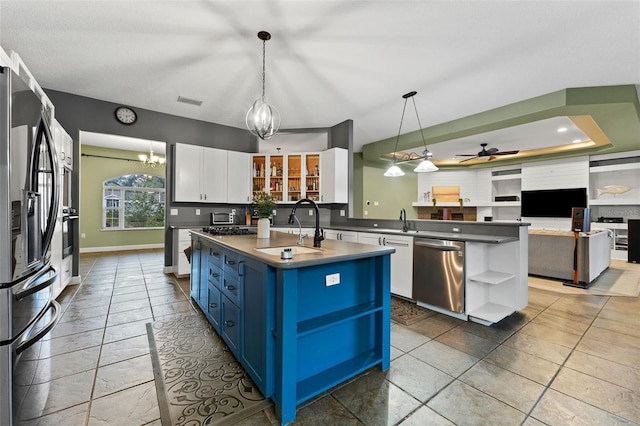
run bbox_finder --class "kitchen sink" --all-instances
[254,246,322,256]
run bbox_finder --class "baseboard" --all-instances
[163,266,174,274]
[70,275,81,285]
[79,243,164,253]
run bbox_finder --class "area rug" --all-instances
[391,296,432,325]
[528,259,640,297]
[147,315,272,426]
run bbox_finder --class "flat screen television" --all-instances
[520,187,587,218]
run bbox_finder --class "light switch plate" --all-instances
[195,209,200,215]
[340,209,345,216]
[308,210,313,216]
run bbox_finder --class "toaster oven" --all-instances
[211,212,234,224]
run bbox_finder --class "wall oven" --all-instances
[1,66,61,425]
[62,208,78,259]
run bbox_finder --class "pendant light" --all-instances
[246,31,281,140]
[384,92,412,177]
[384,91,438,177]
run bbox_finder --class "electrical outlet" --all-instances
[308,209,313,216]
[340,209,345,217]
[364,210,368,216]
[374,201,379,206]
[272,209,277,216]
[452,227,460,233]
[170,208,178,216]
[195,209,200,215]
[81,233,86,239]
[325,273,340,286]
[231,208,236,214]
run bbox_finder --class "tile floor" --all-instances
[15,249,640,425]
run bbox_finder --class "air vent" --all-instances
[177,96,203,106]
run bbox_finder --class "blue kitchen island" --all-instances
[189,230,393,425]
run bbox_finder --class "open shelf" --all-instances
[297,302,380,337]
[490,201,520,207]
[296,350,381,404]
[589,198,640,206]
[467,302,514,323]
[468,270,514,285]
[491,174,521,181]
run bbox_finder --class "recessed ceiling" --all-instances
[1,1,638,154]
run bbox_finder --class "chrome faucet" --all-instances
[289,198,324,247]
[400,208,408,232]
[291,214,305,246]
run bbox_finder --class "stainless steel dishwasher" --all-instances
[412,238,465,313]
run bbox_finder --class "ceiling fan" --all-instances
[456,143,519,163]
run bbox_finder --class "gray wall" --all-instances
[45,89,352,270]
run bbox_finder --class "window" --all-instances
[103,174,165,230]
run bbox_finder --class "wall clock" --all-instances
[114,106,137,125]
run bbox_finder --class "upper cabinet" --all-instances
[251,148,347,204]
[52,119,73,169]
[174,143,250,203]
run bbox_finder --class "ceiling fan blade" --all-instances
[493,150,519,155]
[459,156,479,163]
[487,155,497,161]
[456,154,477,157]
[485,147,499,155]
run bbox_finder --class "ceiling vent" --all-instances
[177,96,203,106]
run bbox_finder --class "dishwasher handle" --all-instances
[414,240,462,251]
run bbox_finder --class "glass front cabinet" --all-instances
[252,151,332,203]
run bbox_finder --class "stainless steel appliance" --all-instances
[1,66,61,425]
[412,238,465,313]
[211,211,234,224]
[62,207,78,259]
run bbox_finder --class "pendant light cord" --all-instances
[393,97,409,161]
[261,39,266,101]
[411,97,429,153]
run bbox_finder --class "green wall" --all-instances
[80,144,165,250]
[355,155,418,220]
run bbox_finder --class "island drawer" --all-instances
[207,263,222,290]
[223,251,242,278]
[207,283,221,331]
[206,245,223,268]
[221,274,241,306]
[221,293,240,355]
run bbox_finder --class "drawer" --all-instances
[223,250,241,278]
[221,274,241,306]
[207,263,222,290]
[207,283,221,332]
[221,293,240,355]
[207,245,223,268]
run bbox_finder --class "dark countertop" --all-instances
[325,226,519,244]
[190,230,394,269]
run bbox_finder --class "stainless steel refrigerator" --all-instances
[0,66,61,425]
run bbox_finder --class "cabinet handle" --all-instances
[209,302,217,308]
[378,236,382,245]
[225,320,234,327]
[382,237,387,245]
[225,284,236,291]
[209,249,219,256]
[238,261,245,276]
[225,260,236,266]
[210,270,219,278]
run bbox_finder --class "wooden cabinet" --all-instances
[175,143,252,203]
[251,149,348,204]
[357,232,413,298]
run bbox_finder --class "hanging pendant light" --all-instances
[246,31,281,140]
[408,92,438,173]
[384,92,412,177]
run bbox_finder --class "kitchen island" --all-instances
[189,230,394,425]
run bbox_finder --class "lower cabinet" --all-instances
[357,232,413,299]
[221,293,241,354]
[206,281,221,330]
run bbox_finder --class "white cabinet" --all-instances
[174,144,245,203]
[324,229,358,242]
[320,148,348,203]
[588,152,640,206]
[227,150,251,203]
[591,222,628,260]
[175,229,192,277]
[464,227,528,325]
[357,232,413,298]
[53,119,73,168]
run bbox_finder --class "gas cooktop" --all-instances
[202,226,257,236]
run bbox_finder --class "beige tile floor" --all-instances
[16,249,640,425]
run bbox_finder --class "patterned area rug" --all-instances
[391,297,432,325]
[147,315,272,426]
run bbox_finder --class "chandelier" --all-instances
[246,31,281,140]
[138,144,165,168]
[384,91,438,177]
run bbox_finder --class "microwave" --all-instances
[211,212,234,224]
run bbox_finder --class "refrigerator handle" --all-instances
[15,300,61,355]
[14,265,57,301]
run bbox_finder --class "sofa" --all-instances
[528,229,611,283]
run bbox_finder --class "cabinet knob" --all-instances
[225,320,235,327]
